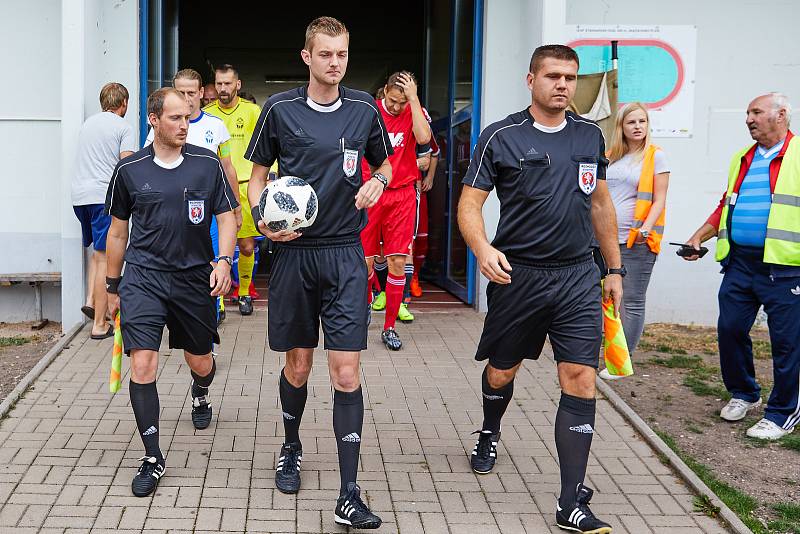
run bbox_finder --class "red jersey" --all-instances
[361,99,431,189]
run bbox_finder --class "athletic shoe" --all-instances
[556,484,612,533]
[131,456,165,497]
[275,442,302,494]
[720,397,761,422]
[598,368,623,381]
[371,291,386,311]
[238,296,253,316]
[397,302,415,323]
[410,275,423,298]
[746,418,794,440]
[381,328,402,351]
[191,388,213,430]
[335,482,382,529]
[470,429,499,474]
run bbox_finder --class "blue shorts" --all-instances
[210,215,219,257]
[73,204,112,251]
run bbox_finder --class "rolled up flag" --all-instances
[602,287,633,377]
[110,312,123,393]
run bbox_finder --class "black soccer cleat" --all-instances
[470,429,499,474]
[556,484,612,533]
[275,442,302,494]
[191,389,213,430]
[381,328,402,351]
[335,482,382,529]
[131,456,165,497]
[239,296,253,316]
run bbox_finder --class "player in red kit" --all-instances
[360,71,431,351]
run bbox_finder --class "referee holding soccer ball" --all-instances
[245,16,392,530]
[105,88,238,498]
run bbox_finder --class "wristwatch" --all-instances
[640,229,650,239]
[217,255,233,267]
[371,172,388,190]
[606,266,627,278]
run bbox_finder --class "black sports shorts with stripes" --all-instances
[268,237,368,352]
[119,263,219,356]
[475,255,602,370]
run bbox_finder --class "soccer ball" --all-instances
[258,176,318,232]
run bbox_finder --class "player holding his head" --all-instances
[245,16,392,529]
[360,71,431,350]
[204,64,264,316]
[105,88,238,498]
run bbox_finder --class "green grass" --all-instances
[0,336,30,347]
[650,354,703,368]
[768,502,800,533]
[694,494,720,517]
[655,429,766,533]
[639,341,687,354]
[683,375,731,400]
[753,339,773,360]
[780,434,800,452]
[647,353,731,400]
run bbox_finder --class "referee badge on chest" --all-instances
[188,200,205,224]
[343,149,359,177]
[578,163,598,195]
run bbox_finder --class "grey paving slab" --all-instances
[0,308,728,533]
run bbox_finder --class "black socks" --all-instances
[279,369,308,445]
[374,259,388,291]
[403,264,414,301]
[481,367,514,434]
[555,393,596,508]
[191,359,216,398]
[130,380,163,464]
[333,387,364,495]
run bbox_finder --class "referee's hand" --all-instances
[603,274,623,317]
[477,245,512,284]
[257,220,302,242]
[210,262,232,297]
[355,179,384,209]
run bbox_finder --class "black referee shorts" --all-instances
[268,238,368,352]
[475,256,601,369]
[119,263,219,356]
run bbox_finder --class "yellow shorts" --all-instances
[237,182,261,239]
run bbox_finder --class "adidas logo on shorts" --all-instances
[142,426,158,436]
[341,433,361,443]
[569,424,594,434]
[483,393,504,401]
[282,411,296,420]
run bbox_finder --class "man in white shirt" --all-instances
[72,82,136,339]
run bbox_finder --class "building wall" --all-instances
[479,0,799,325]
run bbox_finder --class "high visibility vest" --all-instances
[716,135,800,265]
[625,145,666,254]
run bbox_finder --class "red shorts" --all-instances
[415,190,428,238]
[361,185,416,257]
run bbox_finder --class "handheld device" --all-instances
[669,242,708,258]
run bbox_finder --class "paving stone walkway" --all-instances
[0,308,730,533]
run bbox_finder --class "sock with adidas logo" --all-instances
[279,369,307,445]
[481,366,514,433]
[333,387,364,495]
[555,392,596,509]
[130,380,163,464]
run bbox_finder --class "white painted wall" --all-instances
[477,0,799,325]
[565,0,799,325]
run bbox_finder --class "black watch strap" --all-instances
[106,276,122,294]
[218,255,233,267]
[371,173,388,189]
[606,266,627,277]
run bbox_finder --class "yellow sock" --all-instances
[238,253,254,296]
[219,298,225,312]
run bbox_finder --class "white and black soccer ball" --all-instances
[258,176,318,232]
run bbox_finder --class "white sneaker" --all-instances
[720,397,761,421]
[599,368,624,381]
[746,418,794,440]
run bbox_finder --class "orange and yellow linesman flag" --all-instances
[602,287,633,377]
[110,312,123,393]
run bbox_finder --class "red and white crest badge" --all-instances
[578,163,597,195]
[343,149,359,177]
[188,200,205,224]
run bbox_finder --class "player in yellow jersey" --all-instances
[204,64,272,316]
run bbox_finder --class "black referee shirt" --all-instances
[106,143,238,270]
[245,85,392,240]
[463,109,607,263]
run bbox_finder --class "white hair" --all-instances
[768,92,792,126]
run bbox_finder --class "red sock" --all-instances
[414,236,427,273]
[384,273,405,330]
[367,271,377,303]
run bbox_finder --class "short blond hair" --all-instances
[173,68,203,89]
[99,82,128,111]
[304,16,348,52]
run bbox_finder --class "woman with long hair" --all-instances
[601,102,670,379]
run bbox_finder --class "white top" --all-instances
[145,111,231,153]
[606,149,670,243]
[71,111,136,205]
